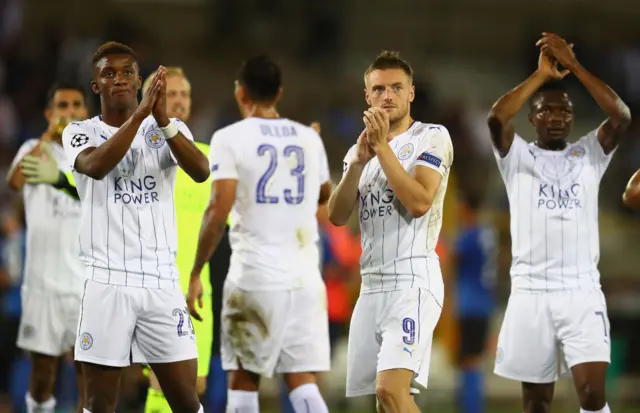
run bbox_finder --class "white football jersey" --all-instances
[494,130,613,292]
[10,140,84,296]
[62,115,194,290]
[343,121,454,294]
[209,117,331,290]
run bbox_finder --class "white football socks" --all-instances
[226,389,259,413]
[289,383,329,413]
[580,403,611,413]
[25,393,56,413]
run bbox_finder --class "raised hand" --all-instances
[134,66,164,120]
[363,107,390,151]
[536,32,578,71]
[353,129,375,165]
[152,67,170,127]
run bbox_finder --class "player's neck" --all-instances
[535,139,567,151]
[100,104,137,128]
[246,104,279,119]
[389,116,414,139]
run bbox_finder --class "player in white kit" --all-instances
[61,42,210,413]
[6,82,88,413]
[328,51,454,413]
[487,33,631,413]
[188,55,333,413]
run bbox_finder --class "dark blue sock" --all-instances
[279,379,295,413]
[206,356,228,413]
[460,368,483,413]
[9,353,30,413]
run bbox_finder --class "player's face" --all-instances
[45,89,88,126]
[529,91,573,143]
[92,54,141,109]
[365,69,415,124]
[166,75,191,122]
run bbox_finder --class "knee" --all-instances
[168,394,200,413]
[523,399,551,413]
[85,393,118,413]
[577,382,606,410]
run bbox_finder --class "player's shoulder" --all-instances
[65,116,100,133]
[411,121,451,141]
[210,119,253,146]
[18,138,40,152]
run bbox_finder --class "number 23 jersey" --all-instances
[209,117,330,291]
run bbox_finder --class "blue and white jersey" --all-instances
[62,115,194,290]
[343,121,454,295]
[209,117,331,291]
[494,130,614,292]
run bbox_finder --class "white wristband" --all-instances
[160,122,179,139]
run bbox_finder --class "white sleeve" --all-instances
[209,131,238,180]
[415,125,453,177]
[62,121,98,170]
[492,133,528,183]
[581,129,614,179]
[169,118,195,164]
[341,145,357,178]
[9,139,39,171]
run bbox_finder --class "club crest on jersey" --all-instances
[79,332,93,350]
[566,146,585,161]
[397,143,414,160]
[145,127,166,149]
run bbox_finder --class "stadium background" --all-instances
[1,0,640,411]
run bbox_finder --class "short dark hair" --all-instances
[238,55,282,102]
[530,80,569,111]
[46,81,86,107]
[92,41,138,67]
[365,50,413,81]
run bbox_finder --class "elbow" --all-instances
[623,188,640,210]
[409,200,433,218]
[327,205,347,227]
[487,111,506,131]
[80,164,107,181]
[194,169,210,183]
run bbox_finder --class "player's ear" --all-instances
[90,80,99,95]
[364,88,371,106]
[528,113,534,125]
[137,76,142,91]
[44,107,52,123]
[409,84,415,103]
[275,87,283,103]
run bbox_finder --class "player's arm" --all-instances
[623,169,640,209]
[66,115,145,180]
[328,133,371,226]
[538,33,631,154]
[165,121,210,183]
[375,145,442,218]
[6,140,42,191]
[190,131,237,280]
[487,71,547,157]
[191,179,236,278]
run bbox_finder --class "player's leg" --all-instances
[375,289,442,413]
[26,353,59,412]
[134,287,201,413]
[221,282,294,413]
[494,292,558,413]
[554,289,611,412]
[144,293,213,413]
[73,361,84,413]
[457,317,490,413]
[17,290,70,412]
[277,282,331,413]
[345,293,379,399]
[208,226,231,411]
[75,280,139,413]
